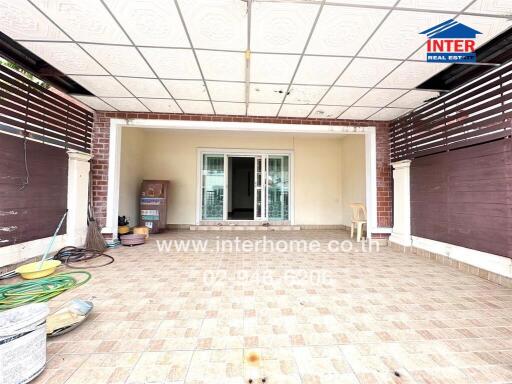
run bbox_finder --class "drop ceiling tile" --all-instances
[102,97,149,111]
[339,106,381,120]
[70,75,131,97]
[117,78,169,98]
[197,51,245,81]
[104,0,189,47]
[71,95,115,111]
[326,0,396,4]
[397,0,472,11]
[140,98,181,113]
[177,0,247,51]
[294,56,351,85]
[213,102,246,116]
[250,84,288,103]
[279,104,314,118]
[251,54,300,84]
[286,85,328,104]
[0,0,69,41]
[31,0,129,44]
[355,89,408,107]
[390,90,439,108]
[247,103,281,117]
[178,100,214,114]
[163,80,208,100]
[370,107,410,120]
[251,2,320,54]
[81,44,153,77]
[20,42,106,75]
[140,48,201,79]
[307,5,388,56]
[377,61,449,88]
[466,0,512,15]
[336,58,402,87]
[207,82,245,102]
[310,105,347,119]
[322,86,369,105]
[455,15,512,49]
[360,11,451,59]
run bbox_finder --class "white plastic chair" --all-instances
[350,203,367,242]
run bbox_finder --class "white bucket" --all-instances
[0,303,49,384]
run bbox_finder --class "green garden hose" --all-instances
[0,271,91,311]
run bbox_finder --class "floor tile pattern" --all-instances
[26,230,512,384]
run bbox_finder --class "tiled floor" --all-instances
[30,230,512,384]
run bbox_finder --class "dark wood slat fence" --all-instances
[410,139,511,258]
[390,62,512,162]
[0,65,92,152]
[390,61,512,258]
[0,134,68,247]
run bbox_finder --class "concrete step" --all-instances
[190,225,301,231]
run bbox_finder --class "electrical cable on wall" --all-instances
[18,136,30,191]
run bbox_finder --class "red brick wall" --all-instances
[375,124,392,228]
[92,111,392,233]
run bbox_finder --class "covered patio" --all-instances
[1,1,511,383]
[36,230,512,384]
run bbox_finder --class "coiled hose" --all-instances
[0,271,91,311]
[54,246,114,268]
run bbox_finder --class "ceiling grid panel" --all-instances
[2,0,510,118]
[245,0,252,115]
[306,0,401,119]
[0,0,69,41]
[173,0,218,114]
[21,0,170,112]
[23,0,144,112]
[102,0,190,48]
[365,0,480,120]
[99,0,184,113]
[30,0,129,44]
[275,1,325,117]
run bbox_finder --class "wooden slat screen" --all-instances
[410,139,512,258]
[0,65,92,152]
[0,134,68,247]
[390,61,512,162]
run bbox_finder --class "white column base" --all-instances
[66,150,93,247]
[390,160,412,247]
[389,232,412,247]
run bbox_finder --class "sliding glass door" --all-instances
[200,152,290,222]
[254,155,267,220]
[267,155,289,221]
[201,154,224,220]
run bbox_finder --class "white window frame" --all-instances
[196,148,294,224]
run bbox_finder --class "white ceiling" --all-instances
[0,0,510,121]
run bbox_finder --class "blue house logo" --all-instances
[420,20,482,63]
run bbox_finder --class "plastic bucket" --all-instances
[0,303,49,384]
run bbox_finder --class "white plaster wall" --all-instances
[341,135,366,227]
[118,129,367,226]
[118,127,145,226]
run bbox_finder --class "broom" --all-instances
[85,171,107,251]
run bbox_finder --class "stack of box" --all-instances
[140,180,169,234]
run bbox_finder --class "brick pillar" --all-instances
[375,124,392,230]
[91,112,110,227]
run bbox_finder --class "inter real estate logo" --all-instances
[420,19,481,63]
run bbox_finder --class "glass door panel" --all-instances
[267,155,289,221]
[254,155,267,220]
[202,154,224,220]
